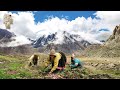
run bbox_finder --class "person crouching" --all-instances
[28,54,39,67]
[70,53,83,69]
[45,49,67,74]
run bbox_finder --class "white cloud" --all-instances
[9,35,32,46]
[96,31,111,41]
[53,32,64,44]
[0,35,32,47]
[94,11,120,30]
[0,11,120,47]
[10,12,37,39]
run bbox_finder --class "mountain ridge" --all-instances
[34,31,92,54]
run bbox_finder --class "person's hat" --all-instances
[50,49,56,56]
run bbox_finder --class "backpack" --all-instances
[58,52,67,67]
[33,55,38,65]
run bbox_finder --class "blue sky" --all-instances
[10,11,96,22]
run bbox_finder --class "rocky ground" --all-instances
[41,57,120,79]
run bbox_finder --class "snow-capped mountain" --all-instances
[0,28,34,54]
[33,32,57,48]
[33,31,91,54]
[0,28,92,54]
[0,28,16,44]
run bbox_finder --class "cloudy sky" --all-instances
[0,11,120,46]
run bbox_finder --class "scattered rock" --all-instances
[44,74,63,79]
[7,70,17,75]
[88,74,113,79]
[0,61,4,64]
[108,63,115,68]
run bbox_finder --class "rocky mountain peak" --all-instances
[0,28,16,44]
[105,25,120,45]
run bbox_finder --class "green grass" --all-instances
[0,54,120,79]
[0,55,34,79]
